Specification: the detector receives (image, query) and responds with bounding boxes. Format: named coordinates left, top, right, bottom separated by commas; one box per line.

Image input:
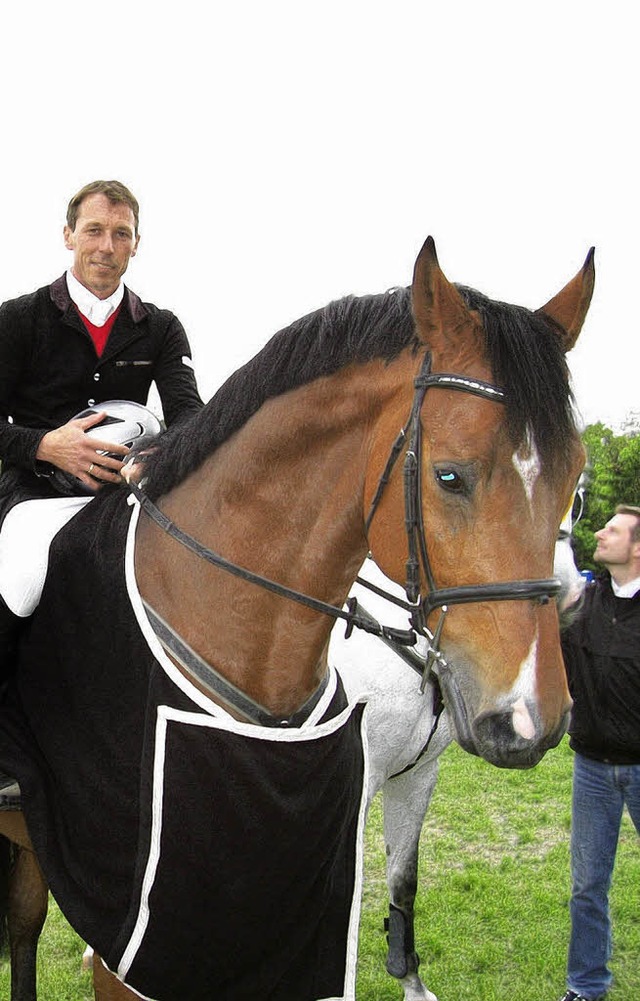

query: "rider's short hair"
left=66, top=180, right=140, bottom=235
left=615, top=504, right=640, bottom=542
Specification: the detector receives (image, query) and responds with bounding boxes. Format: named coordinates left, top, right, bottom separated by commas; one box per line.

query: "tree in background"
left=572, top=418, right=640, bottom=571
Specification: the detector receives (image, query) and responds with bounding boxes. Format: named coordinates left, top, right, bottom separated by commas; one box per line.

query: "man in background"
left=558, top=505, right=640, bottom=1001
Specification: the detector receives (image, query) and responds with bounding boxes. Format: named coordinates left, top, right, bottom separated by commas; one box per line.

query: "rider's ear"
left=537, top=247, right=595, bottom=352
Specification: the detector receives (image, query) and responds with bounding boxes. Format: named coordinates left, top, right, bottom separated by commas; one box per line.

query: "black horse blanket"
left=0, top=490, right=369, bottom=1001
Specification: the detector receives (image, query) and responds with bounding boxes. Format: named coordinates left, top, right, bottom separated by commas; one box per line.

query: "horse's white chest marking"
left=512, top=439, right=541, bottom=507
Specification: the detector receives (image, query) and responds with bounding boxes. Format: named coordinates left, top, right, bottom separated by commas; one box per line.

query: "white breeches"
left=0, top=497, right=92, bottom=617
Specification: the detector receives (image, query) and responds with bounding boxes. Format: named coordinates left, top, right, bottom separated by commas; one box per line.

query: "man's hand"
left=36, top=411, right=130, bottom=491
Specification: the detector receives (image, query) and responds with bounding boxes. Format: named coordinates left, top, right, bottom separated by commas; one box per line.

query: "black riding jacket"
left=0, top=275, right=203, bottom=523
left=562, top=574, right=640, bottom=765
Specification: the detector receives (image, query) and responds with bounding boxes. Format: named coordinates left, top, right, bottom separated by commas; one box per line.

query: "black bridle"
left=358, top=351, right=561, bottom=689
left=130, top=350, right=560, bottom=722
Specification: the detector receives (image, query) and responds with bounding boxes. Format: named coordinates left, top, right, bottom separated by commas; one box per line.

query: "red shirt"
left=76, top=304, right=121, bottom=357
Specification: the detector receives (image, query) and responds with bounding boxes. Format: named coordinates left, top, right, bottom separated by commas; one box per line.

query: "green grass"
left=0, top=899, right=93, bottom=1000
left=1, top=737, right=637, bottom=999
left=358, top=737, right=640, bottom=1000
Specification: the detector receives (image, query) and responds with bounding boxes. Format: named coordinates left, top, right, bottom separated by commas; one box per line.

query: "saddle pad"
left=0, top=490, right=369, bottom=1001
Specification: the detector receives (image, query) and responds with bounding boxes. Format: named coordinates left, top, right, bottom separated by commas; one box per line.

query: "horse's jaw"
left=433, top=654, right=570, bottom=770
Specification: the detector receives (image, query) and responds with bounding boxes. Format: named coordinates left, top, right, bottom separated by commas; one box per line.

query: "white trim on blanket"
left=98, top=955, right=154, bottom=1001
left=113, top=699, right=370, bottom=999
left=117, top=497, right=372, bottom=1000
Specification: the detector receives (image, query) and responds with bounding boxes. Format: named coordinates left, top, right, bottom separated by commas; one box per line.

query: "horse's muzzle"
left=437, top=662, right=571, bottom=769
left=469, top=703, right=570, bottom=769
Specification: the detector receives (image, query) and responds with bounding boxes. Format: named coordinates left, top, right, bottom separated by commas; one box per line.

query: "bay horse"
left=0, top=236, right=593, bottom=1000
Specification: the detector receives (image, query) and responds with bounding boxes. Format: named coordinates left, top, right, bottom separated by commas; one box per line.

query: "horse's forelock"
left=456, top=286, right=577, bottom=477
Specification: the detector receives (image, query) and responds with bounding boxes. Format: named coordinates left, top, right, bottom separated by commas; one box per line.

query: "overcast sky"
left=3, top=1, right=636, bottom=429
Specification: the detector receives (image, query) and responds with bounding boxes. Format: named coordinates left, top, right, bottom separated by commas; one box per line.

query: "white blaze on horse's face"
left=503, top=487, right=584, bottom=742
left=509, top=642, right=538, bottom=740
left=512, top=433, right=541, bottom=508
left=511, top=694, right=536, bottom=741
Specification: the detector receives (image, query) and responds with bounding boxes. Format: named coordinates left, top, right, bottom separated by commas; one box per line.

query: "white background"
left=3, top=1, right=636, bottom=429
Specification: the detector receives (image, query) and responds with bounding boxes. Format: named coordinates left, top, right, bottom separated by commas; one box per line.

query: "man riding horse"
left=0, top=179, right=203, bottom=793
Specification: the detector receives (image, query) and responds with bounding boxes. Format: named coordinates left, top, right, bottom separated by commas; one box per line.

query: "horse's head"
left=366, top=238, right=594, bottom=768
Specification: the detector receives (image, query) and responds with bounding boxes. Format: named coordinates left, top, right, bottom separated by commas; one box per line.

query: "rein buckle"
left=419, top=606, right=448, bottom=693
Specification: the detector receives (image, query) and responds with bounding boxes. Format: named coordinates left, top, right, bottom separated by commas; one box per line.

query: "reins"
left=128, top=481, right=418, bottom=648
left=131, top=349, right=561, bottom=726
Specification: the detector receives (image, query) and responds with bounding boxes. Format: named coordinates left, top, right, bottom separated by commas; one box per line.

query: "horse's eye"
left=435, top=469, right=465, bottom=493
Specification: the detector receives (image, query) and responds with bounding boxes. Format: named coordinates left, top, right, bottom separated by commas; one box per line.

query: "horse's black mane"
left=142, top=284, right=574, bottom=500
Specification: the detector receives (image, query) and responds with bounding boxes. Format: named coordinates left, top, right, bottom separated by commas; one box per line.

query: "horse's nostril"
left=472, top=706, right=541, bottom=768
left=471, top=704, right=570, bottom=768
left=475, top=710, right=524, bottom=749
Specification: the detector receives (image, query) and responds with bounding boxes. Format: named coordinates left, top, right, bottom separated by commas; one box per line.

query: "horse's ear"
left=411, top=237, right=472, bottom=350
left=537, top=247, right=595, bottom=351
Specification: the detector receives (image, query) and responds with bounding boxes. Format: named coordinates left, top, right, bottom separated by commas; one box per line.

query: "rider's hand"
left=36, top=411, right=130, bottom=492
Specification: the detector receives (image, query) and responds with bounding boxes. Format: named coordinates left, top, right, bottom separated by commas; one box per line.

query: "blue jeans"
left=567, top=753, right=640, bottom=998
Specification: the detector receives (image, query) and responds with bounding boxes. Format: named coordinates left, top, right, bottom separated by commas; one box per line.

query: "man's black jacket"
left=562, top=574, right=640, bottom=764
left=0, top=275, right=203, bottom=522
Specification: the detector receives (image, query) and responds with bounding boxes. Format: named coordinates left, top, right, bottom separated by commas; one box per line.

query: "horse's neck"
left=135, top=360, right=406, bottom=715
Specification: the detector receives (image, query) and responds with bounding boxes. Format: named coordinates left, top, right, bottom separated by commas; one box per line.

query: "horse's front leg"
left=8, top=843, right=48, bottom=1001
left=382, top=759, right=440, bottom=1001
left=92, top=956, right=140, bottom=1001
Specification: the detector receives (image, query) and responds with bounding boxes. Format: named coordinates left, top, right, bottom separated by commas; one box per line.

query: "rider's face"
left=63, top=193, right=140, bottom=299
